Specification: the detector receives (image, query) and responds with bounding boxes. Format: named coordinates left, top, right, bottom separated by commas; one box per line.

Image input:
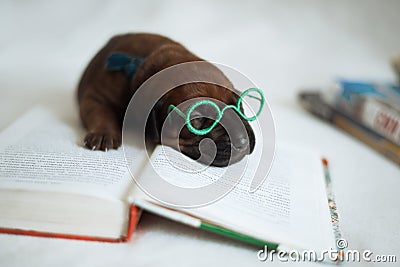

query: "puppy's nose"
left=232, top=136, right=249, bottom=151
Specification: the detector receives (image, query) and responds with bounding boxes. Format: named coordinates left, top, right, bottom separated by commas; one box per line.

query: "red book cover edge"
left=0, top=205, right=140, bottom=243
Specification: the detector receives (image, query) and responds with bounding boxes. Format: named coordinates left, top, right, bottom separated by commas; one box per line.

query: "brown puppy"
left=77, top=33, right=255, bottom=166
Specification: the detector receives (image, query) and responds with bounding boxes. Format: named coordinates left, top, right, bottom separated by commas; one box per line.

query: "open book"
left=133, top=144, right=340, bottom=253
left=0, top=107, right=341, bottom=252
left=0, top=107, right=148, bottom=241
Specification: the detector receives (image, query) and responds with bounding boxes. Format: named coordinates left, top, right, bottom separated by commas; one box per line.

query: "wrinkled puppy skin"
left=77, top=33, right=255, bottom=166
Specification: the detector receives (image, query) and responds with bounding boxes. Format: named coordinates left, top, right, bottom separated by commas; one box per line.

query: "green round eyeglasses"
left=167, top=87, right=265, bottom=136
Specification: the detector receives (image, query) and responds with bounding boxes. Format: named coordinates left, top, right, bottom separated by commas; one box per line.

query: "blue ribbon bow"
left=106, top=52, right=143, bottom=77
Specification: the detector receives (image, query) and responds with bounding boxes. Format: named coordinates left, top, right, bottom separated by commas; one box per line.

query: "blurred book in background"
left=392, top=54, right=400, bottom=85
left=298, top=79, right=400, bottom=166
left=327, top=80, right=400, bottom=146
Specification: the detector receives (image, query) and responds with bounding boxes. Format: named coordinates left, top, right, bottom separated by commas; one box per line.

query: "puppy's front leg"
left=79, top=96, right=122, bottom=151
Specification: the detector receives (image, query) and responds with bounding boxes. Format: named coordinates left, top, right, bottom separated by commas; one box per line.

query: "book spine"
left=330, top=110, right=400, bottom=165
left=359, top=99, right=400, bottom=145
left=333, top=80, right=400, bottom=145
left=299, top=92, right=400, bottom=165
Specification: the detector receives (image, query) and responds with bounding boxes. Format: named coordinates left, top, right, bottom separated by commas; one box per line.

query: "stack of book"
left=299, top=79, right=400, bottom=165
left=392, top=54, right=400, bottom=84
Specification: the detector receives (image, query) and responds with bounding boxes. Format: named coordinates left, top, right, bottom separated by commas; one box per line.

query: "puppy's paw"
left=84, top=131, right=122, bottom=151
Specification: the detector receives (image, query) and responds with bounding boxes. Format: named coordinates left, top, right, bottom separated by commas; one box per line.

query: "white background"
left=0, top=0, right=399, bottom=266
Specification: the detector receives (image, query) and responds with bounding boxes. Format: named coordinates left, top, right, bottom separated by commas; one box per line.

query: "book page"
left=136, top=144, right=335, bottom=251
left=0, top=107, right=147, bottom=200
